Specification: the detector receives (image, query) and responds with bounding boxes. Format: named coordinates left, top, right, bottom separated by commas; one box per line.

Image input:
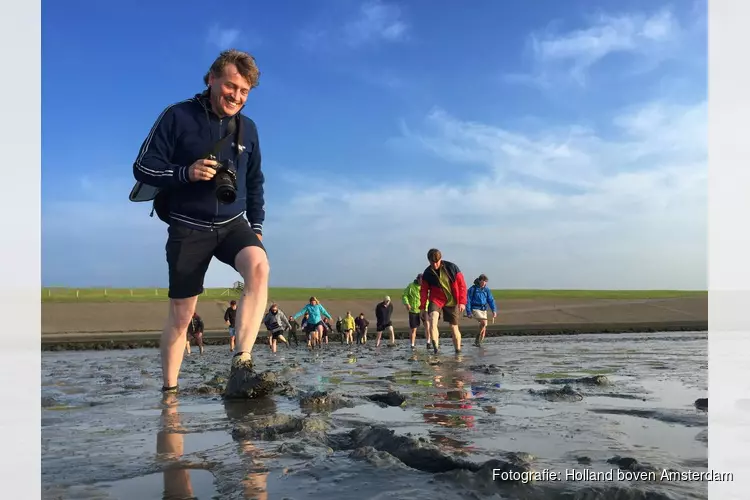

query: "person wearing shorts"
left=375, top=296, right=395, bottom=347
left=402, top=274, right=430, bottom=349
left=262, top=303, right=291, bottom=353
left=131, top=49, right=268, bottom=394
left=185, top=312, right=205, bottom=355
left=293, top=297, right=333, bottom=349
left=354, top=313, right=369, bottom=344
left=224, top=300, right=237, bottom=352
left=419, top=248, right=467, bottom=354
left=466, top=274, right=497, bottom=346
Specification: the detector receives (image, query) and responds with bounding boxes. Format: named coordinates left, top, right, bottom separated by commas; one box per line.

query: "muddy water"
left=42, top=332, right=708, bottom=499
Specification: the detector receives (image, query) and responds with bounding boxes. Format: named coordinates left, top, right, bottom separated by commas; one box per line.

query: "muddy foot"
left=694, top=398, right=707, bottom=411
left=223, top=368, right=278, bottom=400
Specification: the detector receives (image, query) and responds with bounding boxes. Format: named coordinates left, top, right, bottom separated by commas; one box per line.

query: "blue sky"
left=42, top=0, right=707, bottom=289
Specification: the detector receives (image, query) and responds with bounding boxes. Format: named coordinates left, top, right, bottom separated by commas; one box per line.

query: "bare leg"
left=450, top=324, right=462, bottom=352
left=429, top=311, right=441, bottom=351
left=388, top=326, right=395, bottom=345
left=476, top=319, right=487, bottom=344
left=185, top=341, right=191, bottom=356
left=410, top=328, right=417, bottom=347
left=161, top=296, right=199, bottom=388
left=233, top=247, right=270, bottom=355
left=229, top=334, right=235, bottom=352
left=376, top=331, right=383, bottom=347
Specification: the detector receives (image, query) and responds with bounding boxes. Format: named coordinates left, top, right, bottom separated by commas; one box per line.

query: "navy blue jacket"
left=132, top=91, right=265, bottom=235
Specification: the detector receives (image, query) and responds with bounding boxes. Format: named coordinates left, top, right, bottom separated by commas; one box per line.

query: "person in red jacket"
left=419, top=248, right=467, bottom=354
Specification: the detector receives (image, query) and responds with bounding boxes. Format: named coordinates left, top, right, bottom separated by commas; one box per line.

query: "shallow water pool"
left=42, top=332, right=708, bottom=499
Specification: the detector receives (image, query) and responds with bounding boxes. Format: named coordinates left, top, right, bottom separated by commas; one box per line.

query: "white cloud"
left=42, top=95, right=706, bottom=290
left=343, top=1, right=408, bottom=46
left=300, top=0, right=408, bottom=51
left=206, top=24, right=256, bottom=50
left=509, top=8, right=681, bottom=87
left=265, top=97, right=706, bottom=290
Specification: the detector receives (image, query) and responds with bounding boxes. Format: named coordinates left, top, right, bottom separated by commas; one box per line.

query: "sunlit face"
left=480, top=280, right=487, bottom=288
left=431, top=259, right=441, bottom=270
left=271, top=308, right=278, bottom=314
left=208, top=63, right=251, bottom=117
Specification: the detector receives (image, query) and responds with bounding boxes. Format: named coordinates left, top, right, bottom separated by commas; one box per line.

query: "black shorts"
left=408, top=312, right=421, bottom=329
left=166, top=217, right=265, bottom=299
left=377, top=322, right=392, bottom=332
left=428, top=303, right=459, bottom=326
left=304, top=321, right=323, bottom=334
left=271, top=330, right=284, bottom=340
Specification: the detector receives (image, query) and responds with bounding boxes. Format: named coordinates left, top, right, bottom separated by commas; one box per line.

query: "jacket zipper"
left=210, top=118, right=223, bottom=232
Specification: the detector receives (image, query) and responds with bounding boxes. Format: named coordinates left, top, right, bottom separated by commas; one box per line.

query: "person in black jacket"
left=131, top=49, right=268, bottom=395
left=355, top=313, right=369, bottom=344
left=185, top=312, right=205, bottom=355
left=375, top=296, right=395, bottom=347
left=224, top=300, right=237, bottom=352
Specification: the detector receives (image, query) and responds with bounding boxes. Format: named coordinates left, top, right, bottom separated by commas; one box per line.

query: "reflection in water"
left=156, top=394, right=271, bottom=499
left=224, top=399, right=276, bottom=500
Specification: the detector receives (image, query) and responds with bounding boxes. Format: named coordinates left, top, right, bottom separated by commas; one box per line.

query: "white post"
left=76, top=290, right=79, bottom=299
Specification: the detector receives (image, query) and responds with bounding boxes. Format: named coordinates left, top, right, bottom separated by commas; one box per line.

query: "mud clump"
left=588, top=408, right=706, bottom=427
left=469, top=364, right=503, bottom=375
left=232, top=413, right=329, bottom=441
left=366, top=391, right=407, bottom=407
left=536, top=375, right=609, bottom=386
left=328, top=425, right=530, bottom=479
left=299, top=391, right=355, bottom=411
left=694, top=398, right=707, bottom=411
left=223, top=370, right=278, bottom=400
left=529, top=384, right=583, bottom=402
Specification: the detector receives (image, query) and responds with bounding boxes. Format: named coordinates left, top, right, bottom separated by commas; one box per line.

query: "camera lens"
left=216, top=185, right=237, bottom=204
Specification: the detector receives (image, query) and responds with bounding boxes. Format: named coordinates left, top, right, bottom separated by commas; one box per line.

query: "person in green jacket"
left=402, top=274, right=431, bottom=349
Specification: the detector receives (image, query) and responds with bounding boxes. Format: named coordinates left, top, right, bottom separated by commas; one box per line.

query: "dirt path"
left=42, top=296, right=707, bottom=336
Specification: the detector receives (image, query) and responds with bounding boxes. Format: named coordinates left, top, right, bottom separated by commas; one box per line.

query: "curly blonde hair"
left=203, top=49, right=261, bottom=89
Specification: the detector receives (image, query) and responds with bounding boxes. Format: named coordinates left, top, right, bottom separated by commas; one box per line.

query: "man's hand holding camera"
left=189, top=159, right=219, bottom=182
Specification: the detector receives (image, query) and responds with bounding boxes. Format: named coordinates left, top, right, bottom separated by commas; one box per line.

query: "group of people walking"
left=185, top=248, right=498, bottom=356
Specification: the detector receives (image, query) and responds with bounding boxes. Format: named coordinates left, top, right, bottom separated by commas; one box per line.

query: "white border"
left=0, top=0, right=41, bottom=495
left=709, top=0, right=750, bottom=498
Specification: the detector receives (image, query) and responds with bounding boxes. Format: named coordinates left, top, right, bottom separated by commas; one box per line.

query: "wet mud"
left=42, top=331, right=708, bottom=499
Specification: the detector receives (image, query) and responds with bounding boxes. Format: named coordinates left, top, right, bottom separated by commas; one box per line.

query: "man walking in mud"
left=185, top=312, right=205, bottom=355
left=466, top=274, right=497, bottom=346
left=419, top=248, right=467, bottom=354
left=131, top=49, right=268, bottom=395
left=375, top=296, right=396, bottom=347
left=402, top=274, right=430, bottom=349
left=224, top=300, right=237, bottom=352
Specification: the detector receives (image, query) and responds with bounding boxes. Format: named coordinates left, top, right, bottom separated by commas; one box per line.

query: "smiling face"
left=208, top=63, right=250, bottom=117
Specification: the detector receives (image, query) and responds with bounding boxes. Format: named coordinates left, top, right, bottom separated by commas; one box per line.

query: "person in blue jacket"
left=293, top=296, right=333, bottom=349
left=466, top=274, right=497, bottom=346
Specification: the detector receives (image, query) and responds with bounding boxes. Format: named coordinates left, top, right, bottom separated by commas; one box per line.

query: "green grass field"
left=41, top=287, right=707, bottom=303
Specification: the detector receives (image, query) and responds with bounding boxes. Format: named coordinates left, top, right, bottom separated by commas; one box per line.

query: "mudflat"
left=42, top=296, right=707, bottom=337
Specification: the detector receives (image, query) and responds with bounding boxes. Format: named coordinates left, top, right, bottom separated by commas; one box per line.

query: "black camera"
left=208, top=155, right=238, bottom=204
